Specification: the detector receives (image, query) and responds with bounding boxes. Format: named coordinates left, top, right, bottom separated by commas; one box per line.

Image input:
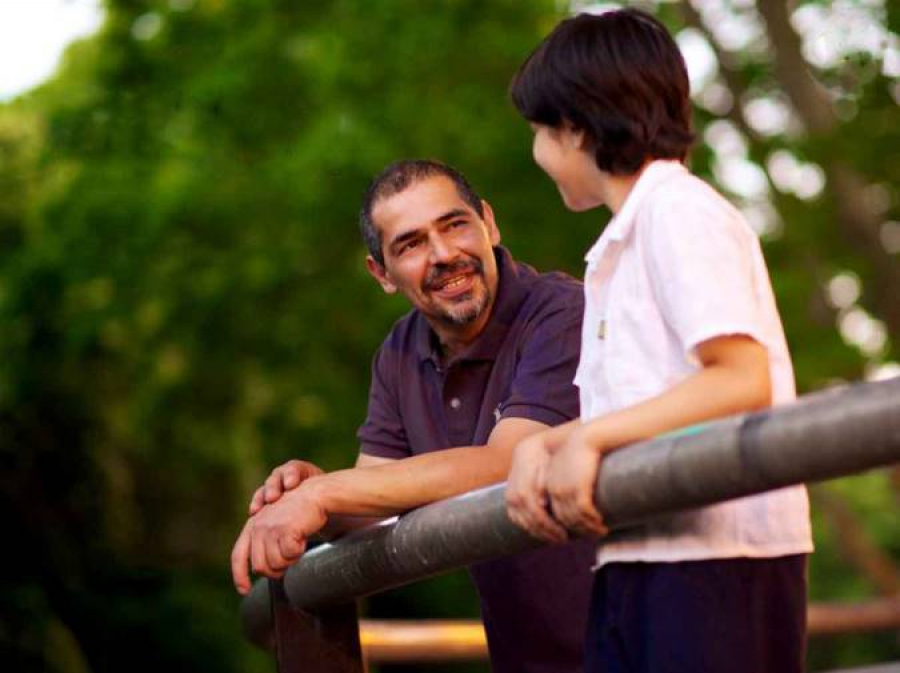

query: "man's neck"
left=430, top=308, right=493, bottom=363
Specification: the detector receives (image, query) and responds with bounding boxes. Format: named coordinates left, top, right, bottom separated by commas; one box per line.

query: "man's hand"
left=546, top=428, right=608, bottom=538
left=231, top=481, right=328, bottom=595
left=248, top=459, right=325, bottom=515
left=505, top=433, right=568, bottom=543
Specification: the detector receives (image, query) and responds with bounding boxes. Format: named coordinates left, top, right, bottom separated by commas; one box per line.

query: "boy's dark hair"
left=359, top=159, right=484, bottom=265
left=510, top=9, right=694, bottom=176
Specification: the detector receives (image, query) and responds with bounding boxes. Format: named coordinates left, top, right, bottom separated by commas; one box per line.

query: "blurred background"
left=0, top=0, right=897, bottom=671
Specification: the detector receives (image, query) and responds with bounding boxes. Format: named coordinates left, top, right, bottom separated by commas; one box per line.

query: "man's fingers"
left=248, top=487, right=265, bottom=515
left=250, top=528, right=272, bottom=578
left=283, top=460, right=325, bottom=488
left=231, top=522, right=253, bottom=595
left=264, top=531, right=293, bottom=575
left=264, top=473, right=284, bottom=504
left=279, top=533, right=307, bottom=562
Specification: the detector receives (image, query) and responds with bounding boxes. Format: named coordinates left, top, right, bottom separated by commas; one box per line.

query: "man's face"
left=367, top=176, right=501, bottom=339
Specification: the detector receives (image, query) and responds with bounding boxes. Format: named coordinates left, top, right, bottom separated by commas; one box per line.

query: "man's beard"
left=425, top=258, right=492, bottom=327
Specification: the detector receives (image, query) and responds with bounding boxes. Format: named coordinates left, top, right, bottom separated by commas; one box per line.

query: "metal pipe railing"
left=241, top=377, right=900, bottom=649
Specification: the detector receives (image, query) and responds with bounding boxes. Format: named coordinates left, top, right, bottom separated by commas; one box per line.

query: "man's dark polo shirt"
left=358, top=246, right=596, bottom=673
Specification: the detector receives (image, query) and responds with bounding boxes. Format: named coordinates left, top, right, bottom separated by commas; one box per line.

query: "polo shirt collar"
left=415, top=246, right=528, bottom=365
left=584, top=159, right=686, bottom=263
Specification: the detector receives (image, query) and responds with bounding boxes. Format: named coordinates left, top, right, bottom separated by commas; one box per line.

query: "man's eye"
left=399, top=240, right=420, bottom=254
left=450, top=220, right=467, bottom=229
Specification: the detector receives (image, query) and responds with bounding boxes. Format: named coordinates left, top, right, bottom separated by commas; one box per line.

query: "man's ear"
left=366, top=256, right=397, bottom=294
left=480, top=200, right=502, bottom=246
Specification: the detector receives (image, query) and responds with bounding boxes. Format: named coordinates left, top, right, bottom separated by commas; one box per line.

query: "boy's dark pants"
left=585, top=555, right=808, bottom=673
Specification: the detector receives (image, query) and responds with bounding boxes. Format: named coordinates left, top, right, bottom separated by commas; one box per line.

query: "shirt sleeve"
left=644, top=191, right=768, bottom=356
left=356, top=345, right=411, bottom=459
left=500, top=297, right=583, bottom=427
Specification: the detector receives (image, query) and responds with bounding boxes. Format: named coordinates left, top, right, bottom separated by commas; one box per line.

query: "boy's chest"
left=578, top=238, right=680, bottom=414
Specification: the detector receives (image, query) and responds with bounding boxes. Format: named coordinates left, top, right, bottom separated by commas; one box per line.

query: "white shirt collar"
left=585, top=159, right=686, bottom=262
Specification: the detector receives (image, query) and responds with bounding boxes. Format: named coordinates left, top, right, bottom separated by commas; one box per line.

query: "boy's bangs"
left=509, top=48, right=563, bottom=126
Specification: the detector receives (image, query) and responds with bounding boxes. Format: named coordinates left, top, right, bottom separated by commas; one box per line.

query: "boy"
left=504, top=9, right=813, bottom=673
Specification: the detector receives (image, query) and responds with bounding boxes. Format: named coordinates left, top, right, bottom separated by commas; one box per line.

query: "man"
left=231, top=159, right=595, bottom=673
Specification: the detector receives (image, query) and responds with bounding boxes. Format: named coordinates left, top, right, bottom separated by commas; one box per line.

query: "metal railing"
left=240, top=377, right=900, bottom=671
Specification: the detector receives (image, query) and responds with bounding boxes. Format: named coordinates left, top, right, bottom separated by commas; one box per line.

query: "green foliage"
left=1, top=1, right=897, bottom=672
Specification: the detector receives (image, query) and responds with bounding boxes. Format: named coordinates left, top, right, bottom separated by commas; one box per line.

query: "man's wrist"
left=299, top=474, right=331, bottom=516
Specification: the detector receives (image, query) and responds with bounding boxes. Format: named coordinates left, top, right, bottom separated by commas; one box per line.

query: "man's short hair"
left=360, top=159, right=484, bottom=266
left=509, top=9, right=694, bottom=176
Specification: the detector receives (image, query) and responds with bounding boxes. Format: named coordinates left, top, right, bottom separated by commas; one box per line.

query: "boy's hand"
left=231, top=480, right=328, bottom=595
left=546, top=428, right=608, bottom=537
left=248, top=459, right=325, bottom=515
left=505, top=433, right=568, bottom=543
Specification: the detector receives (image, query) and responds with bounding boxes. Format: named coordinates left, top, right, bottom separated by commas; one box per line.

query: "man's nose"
left=428, top=233, right=458, bottom=264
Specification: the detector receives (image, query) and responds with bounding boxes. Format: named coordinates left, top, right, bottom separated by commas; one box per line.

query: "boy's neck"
left=603, top=162, right=649, bottom=215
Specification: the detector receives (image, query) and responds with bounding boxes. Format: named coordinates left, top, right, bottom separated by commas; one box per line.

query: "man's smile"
left=425, top=260, right=484, bottom=300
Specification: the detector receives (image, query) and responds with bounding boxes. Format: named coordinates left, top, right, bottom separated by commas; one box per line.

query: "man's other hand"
left=231, top=481, right=328, bottom=595
left=248, top=459, right=325, bottom=515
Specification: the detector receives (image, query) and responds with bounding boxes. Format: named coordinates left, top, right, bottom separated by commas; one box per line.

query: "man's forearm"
left=306, top=417, right=550, bottom=520
left=305, top=443, right=512, bottom=519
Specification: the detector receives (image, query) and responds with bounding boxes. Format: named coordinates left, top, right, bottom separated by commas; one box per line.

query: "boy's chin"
left=560, top=190, right=600, bottom=212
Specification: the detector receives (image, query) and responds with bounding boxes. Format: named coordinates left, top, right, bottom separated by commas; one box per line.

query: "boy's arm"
left=513, top=334, right=770, bottom=541
left=504, top=333, right=768, bottom=540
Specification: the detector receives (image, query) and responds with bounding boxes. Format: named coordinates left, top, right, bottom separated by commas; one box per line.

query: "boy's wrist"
left=573, top=422, right=608, bottom=456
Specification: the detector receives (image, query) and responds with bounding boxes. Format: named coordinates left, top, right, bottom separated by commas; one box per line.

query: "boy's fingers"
left=517, top=494, right=568, bottom=543
left=553, top=491, right=605, bottom=537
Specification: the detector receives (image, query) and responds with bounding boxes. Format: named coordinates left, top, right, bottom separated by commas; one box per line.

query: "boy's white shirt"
left=575, top=159, right=814, bottom=567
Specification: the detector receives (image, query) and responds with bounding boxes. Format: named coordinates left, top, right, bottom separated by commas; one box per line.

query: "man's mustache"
left=424, top=258, right=484, bottom=291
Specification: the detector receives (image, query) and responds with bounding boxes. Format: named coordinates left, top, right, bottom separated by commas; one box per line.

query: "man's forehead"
left=373, top=176, right=476, bottom=232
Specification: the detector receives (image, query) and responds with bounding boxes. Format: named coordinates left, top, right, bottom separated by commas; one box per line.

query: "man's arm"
left=231, top=416, right=548, bottom=594
left=247, top=453, right=393, bottom=517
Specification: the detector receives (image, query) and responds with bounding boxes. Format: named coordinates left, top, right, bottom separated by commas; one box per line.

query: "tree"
left=1, top=1, right=896, bottom=671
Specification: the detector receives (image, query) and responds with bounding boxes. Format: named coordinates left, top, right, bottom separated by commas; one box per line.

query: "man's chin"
left=435, top=294, right=490, bottom=327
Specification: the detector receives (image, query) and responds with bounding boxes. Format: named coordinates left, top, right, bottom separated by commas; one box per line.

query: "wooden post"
left=270, top=579, right=364, bottom=673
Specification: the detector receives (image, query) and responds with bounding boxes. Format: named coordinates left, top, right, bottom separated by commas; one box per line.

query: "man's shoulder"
left=515, top=262, right=584, bottom=319
left=377, top=308, right=423, bottom=355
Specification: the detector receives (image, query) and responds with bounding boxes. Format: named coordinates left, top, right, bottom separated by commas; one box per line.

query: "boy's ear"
left=566, top=125, right=588, bottom=151
left=481, top=199, right=502, bottom=246
left=365, top=256, right=397, bottom=294
left=559, top=118, right=588, bottom=150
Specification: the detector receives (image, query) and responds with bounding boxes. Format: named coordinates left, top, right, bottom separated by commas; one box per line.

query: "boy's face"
left=530, top=123, right=607, bottom=212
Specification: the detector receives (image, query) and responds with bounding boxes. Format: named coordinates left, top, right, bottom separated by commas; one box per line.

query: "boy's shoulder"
left=639, top=168, right=753, bottom=241
left=650, top=169, right=738, bottom=215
